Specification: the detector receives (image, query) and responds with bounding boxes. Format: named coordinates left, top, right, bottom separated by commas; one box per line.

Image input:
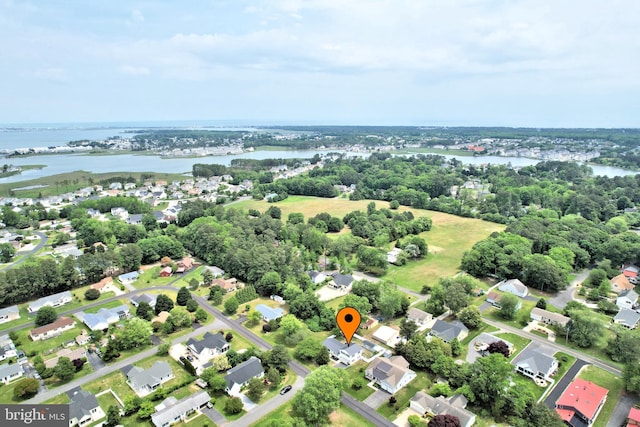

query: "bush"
left=224, top=396, right=244, bottom=415
left=85, top=288, right=101, bottom=301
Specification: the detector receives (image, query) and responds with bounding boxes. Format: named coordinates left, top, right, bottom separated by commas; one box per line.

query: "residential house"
left=53, top=243, right=83, bottom=259
left=175, top=256, right=193, bottom=274
left=30, top=317, right=75, bottom=341
left=429, top=320, right=469, bottom=343
left=124, top=182, right=137, bottom=190
left=159, top=266, right=173, bottom=277
left=212, top=278, right=236, bottom=293
left=486, top=291, right=521, bottom=310
left=0, top=305, right=19, bottom=324
left=474, top=333, right=514, bottom=356
left=109, top=182, right=123, bottom=190
left=255, top=304, right=284, bottom=322
left=76, top=305, right=130, bottom=331
left=322, top=335, right=363, bottom=366
left=622, top=265, right=640, bottom=284
left=91, top=277, right=113, bottom=293
left=616, top=289, right=638, bottom=310
left=410, top=392, right=476, bottom=427
left=118, top=271, right=139, bottom=284
left=308, top=270, right=327, bottom=285
left=205, top=266, right=225, bottom=278
left=613, top=309, right=640, bottom=329
left=186, top=332, right=229, bottom=363
left=628, top=407, right=640, bottom=427
left=127, top=214, right=143, bottom=225
left=110, top=207, right=128, bottom=218
left=126, top=361, right=174, bottom=397
left=555, top=379, right=608, bottom=427
left=363, top=318, right=378, bottom=330
left=86, top=208, right=101, bottom=218
left=44, top=348, right=87, bottom=369
left=0, top=363, right=23, bottom=384
left=530, top=307, right=570, bottom=328
left=27, top=290, right=72, bottom=313
left=610, top=274, right=635, bottom=294
left=224, top=356, right=265, bottom=396
left=513, top=346, right=558, bottom=381
left=152, top=311, right=170, bottom=324
left=68, top=388, right=104, bottom=427
left=373, top=325, right=401, bottom=348
left=386, top=247, right=403, bottom=264
left=0, top=335, right=17, bottom=361
left=328, top=273, right=353, bottom=290
left=497, top=278, right=529, bottom=298
left=365, top=356, right=416, bottom=394
left=151, top=390, right=211, bottom=427
left=131, top=293, right=157, bottom=308
left=406, top=307, right=433, bottom=331
left=76, top=330, right=90, bottom=346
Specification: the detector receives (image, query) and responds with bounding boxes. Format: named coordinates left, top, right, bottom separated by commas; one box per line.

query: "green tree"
left=119, top=244, right=142, bottom=272
left=225, top=396, right=244, bottom=414
left=13, top=378, right=40, bottom=400
left=444, top=282, right=469, bottom=314
left=624, top=363, right=640, bottom=393
left=247, top=377, right=266, bottom=402
left=400, top=318, right=418, bottom=340
left=536, top=298, right=547, bottom=309
left=468, top=353, right=512, bottom=408
left=294, top=337, right=323, bottom=361
left=119, top=317, right=152, bottom=349
left=202, top=269, right=214, bottom=286
left=157, top=342, right=170, bottom=356
left=186, top=298, right=199, bottom=312
left=292, top=366, right=348, bottom=425
left=209, top=286, right=224, bottom=305
left=136, top=301, right=154, bottom=321
left=200, top=368, right=227, bottom=392
left=35, top=306, right=57, bottom=326
left=267, top=366, right=281, bottom=386
left=155, top=294, right=174, bottom=315
left=104, top=405, right=121, bottom=427
left=0, top=242, right=16, bottom=262
left=499, top=294, right=520, bottom=320
left=266, top=345, right=291, bottom=372
left=458, top=306, right=482, bottom=329
left=450, top=338, right=462, bottom=357
left=339, top=294, right=372, bottom=316
left=137, top=400, right=155, bottom=419
left=194, top=308, right=209, bottom=323
left=425, top=284, right=447, bottom=316
left=257, top=271, right=283, bottom=296
left=247, top=309, right=262, bottom=326
left=176, top=287, right=192, bottom=306
left=84, top=288, right=100, bottom=301
left=280, top=314, right=305, bottom=337
left=608, top=328, right=640, bottom=364
left=523, top=254, right=567, bottom=292
left=224, top=296, right=239, bottom=315
left=54, top=357, right=75, bottom=381
left=567, top=310, right=605, bottom=348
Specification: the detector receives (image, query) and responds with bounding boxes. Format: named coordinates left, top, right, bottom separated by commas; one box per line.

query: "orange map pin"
left=336, top=306, right=361, bottom=346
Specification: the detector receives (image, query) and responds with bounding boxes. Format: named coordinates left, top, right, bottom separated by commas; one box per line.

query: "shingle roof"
left=131, top=294, right=157, bottom=306
left=407, top=307, right=431, bottom=322
left=28, top=291, right=72, bottom=311
left=0, top=363, right=22, bottom=379
left=68, top=389, right=99, bottom=422
left=514, top=347, right=557, bottom=376
left=127, top=361, right=172, bottom=390
left=151, top=390, right=211, bottom=427
left=0, top=305, right=19, bottom=318
left=332, top=274, right=353, bottom=287
left=224, top=356, right=264, bottom=389
left=619, top=289, right=639, bottom=302
left=322, top=336, right=363, bottom=356
left=429, top=320, right=468, bottom=342
left=186, top=332, right=228, bottom=355
left=411, top=392, right=475, bottom=427
left=367, top=356, right=413, bottom=388
left=613, top=308, right=640, bottom=327
left=30, top=317, right=74, bottom=337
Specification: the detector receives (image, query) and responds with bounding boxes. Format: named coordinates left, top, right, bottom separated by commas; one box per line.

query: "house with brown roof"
left=212, top=278, right=236, bottom=293
left=175, top=256, right=194, bottom=274
left=160, top=266, right=173, bottom=277
left=91, top=276, right=113, bottom=293
left=365, top=356, right=416, bottom=394
left=610, top=274, right=634, bottom=294
left=30, top=317, right=75, bottom=341
left=45, top=348, right=87, bottom=369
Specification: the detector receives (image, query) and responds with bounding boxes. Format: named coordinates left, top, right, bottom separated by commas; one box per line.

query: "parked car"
left=280, top=385, right=292, bottom=395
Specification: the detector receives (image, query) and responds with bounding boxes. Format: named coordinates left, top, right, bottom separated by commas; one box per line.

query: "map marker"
left=336, top=306, right=361, bottom=346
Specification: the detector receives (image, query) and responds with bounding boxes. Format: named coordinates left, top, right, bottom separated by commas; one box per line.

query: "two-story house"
left=365, top=356, right=416, bottom=394
left=322, top=336, right=363, bottom=366
left=68, top=388, right=104, bottom=427
left=186, top=332, right=229, bottom=363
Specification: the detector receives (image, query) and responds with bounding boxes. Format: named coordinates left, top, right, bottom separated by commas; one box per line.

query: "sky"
left=1, top=0, right=639, bottom=127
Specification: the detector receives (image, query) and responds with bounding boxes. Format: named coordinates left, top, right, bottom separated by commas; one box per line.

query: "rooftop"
left=556, top=378, right=608, bottom=421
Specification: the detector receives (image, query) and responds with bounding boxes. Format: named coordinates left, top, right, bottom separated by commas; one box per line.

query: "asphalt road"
left=548, top=269, right=590, bottom=310
left=543, top=358, right=589, bottom=408
left=0, top=230, right=48, bottom=271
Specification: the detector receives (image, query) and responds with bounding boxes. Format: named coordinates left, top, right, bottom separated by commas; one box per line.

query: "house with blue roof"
left=255, top=304, right=284, bottom=322
left=27, top=291, right=72, bottom=313
left=119, top=271, right=139, bottom=284
left=76, top=305, right=131, bottom=331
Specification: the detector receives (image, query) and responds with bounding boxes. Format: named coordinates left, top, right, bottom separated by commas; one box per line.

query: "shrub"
left=84, top=288, right=101, bottom=301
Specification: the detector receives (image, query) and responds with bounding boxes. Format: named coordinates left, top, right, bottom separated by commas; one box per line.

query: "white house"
left=186, top=332, right=229, bottom=363
left=119, top=271, right=139, bottom=284
left=126, top=361, right=174, bottom=397
left=410, top=392, right=476, bottom=427
left=0, top=305, right=19, bottom=324
left=130, top=293, right=157, bottom=308
left=224, top=356, right=264, bottom=396
left=0, top=362, right=23, bottom=384
left=613, top=309, right=640, bottom=329
left=513, top=346, right=558, bottom=381
left=365, top=356, right=416, bottom=394
left=406, top=307, right=433, bottom=331
left=151, top=391, right=211, bottom=427
left=328, top=273, right=353, bottom=290
left=497, top=278, right=529, bottom=298
left=255, top=304, right=284, bottom=322
left=616, top=289, right=639, bottom=310
left=27, top=291, right=73, bottom=313
left=76, top=305, right=130, bottom=331
left=0, top=334, right=17, bottom=361
left=322, top=335, right=363, bottom=366
left=308, top=270, right=327, bottom=285
left=530, top=307, right=570, bottom=328
left=372, top=325, right=401, bottom=348
left=30, top=317, right=75, bottom=341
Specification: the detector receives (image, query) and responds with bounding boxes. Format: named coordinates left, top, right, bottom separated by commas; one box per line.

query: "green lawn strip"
left=552, top=352, right=577, bottom=386
left=530, top=329, right=548, bottom=339
left=249, top=399, right=377, bottom=427
left=578, top=365, right=624, bottom=427
left=511, top=372, right=547, bottom=401
left=249, top=400, right=293, bottom=427
left=377, top=371, right=432, bottom=420
left=17, top=326, right=87, bottom=355
left=492, top=332, right=531, bottom=361
left=174, top=413, right=212, bottom=427
left=0, top=381, right=19, bottom=403
left=84, top=370, right=134, bottom=401
left=96, top=391, right=121, bottom=412
left=343, top=361, right=376, bottom=401
left=260, top=368, right=297, bottom=403
left=0, top=305, right=34, bottom=332
left=43, top=393, right=71, bottom=404
left=558, top=333, right=623, bottom=371
left=84, top=299, right=131, bottom=314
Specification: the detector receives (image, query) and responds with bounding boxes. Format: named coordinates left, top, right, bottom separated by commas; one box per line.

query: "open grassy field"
left=578, top=365, right=624, bottom=427
left=250, top=399, right=377, bottom=427
left=231, top=196, right=505, bottom=291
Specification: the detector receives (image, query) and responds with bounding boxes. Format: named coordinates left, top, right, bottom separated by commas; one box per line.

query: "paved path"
left=363, top=389, right=389, bottom=409
left=203, top=406, right=227, bottom=425
left=0, top=230, right=48, bottom=271
left=543, top=359, right=589, bottom=408
left=606, top=392, right=636, bottom=427
left=548, top=269, right=590, bottom=310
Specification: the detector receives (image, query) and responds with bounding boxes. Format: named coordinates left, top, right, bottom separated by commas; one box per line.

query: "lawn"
left=84, top=299, right=131, bottom=314
left=260, top=369, right=297, bottom=403
left=131, top=267, right=180, bottom=289
left=250, top=399, right=377, bottom=427
left=552, top=352, right=577, bottom=384
left=492, top=332, right=531, bottom=360
left=0, top=305, right=35, bottom=333
left=0, top=380, right=20, bottom=403
left=17, top=325, right=87, bottom=356
left=512, top=371, right=548, bottom=401
left=231, top=196, right=504, bottom=292
left=44, top=393, right=71, bottom=404
left=377, top=371, right=433, bottom=420
left=343, top=361, right=376, bottom=401
left=84, top=370, right=133, bottom=400
left=96, top=391, right=121, bottom=412
left=578, top=365, right=624, bottom=427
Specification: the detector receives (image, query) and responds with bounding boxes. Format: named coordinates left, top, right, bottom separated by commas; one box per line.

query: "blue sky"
left=1, top=0, right=639, bottom=127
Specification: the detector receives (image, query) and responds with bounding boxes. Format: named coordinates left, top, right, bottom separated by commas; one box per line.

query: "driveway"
left=202, top=406, right=227, bottom=425
left=548, top=269, right=590, bottom=310
left=86, top=351, right=106, bottom=371
left=543, top=359, right=589, bottom=408
left=363, top=389, right=390, bottom=410
left=606, top=393, right=637, bottom=427
left=478, top=301, right=493, bottom=313
left=150, top=335, right=162, bottom=345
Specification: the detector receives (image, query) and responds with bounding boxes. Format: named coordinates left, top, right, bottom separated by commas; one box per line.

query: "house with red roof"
left=622, top=265, right=640, bottom=284
left=555, top=378, right=608, bottom=427
left=628, top=407, right=640, bottom=426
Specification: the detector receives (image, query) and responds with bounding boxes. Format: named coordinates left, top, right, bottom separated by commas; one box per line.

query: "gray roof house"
left=0, top=305, right=19, bottom=324
left=126, top=361, right=174, bottom=397
left=27, top=291, right=72, bottom=313
left=68, top=389, right=103, bottom=427
left=225, top=356, right=265, bottom=396
left=616, top=289, right=639, bottom=310
left=130, top=293, right=157, bottom=308
left=186, top=332, right=229, bottom=363
left=513, top=346, right=558, bottom=381
left=151, top=390, right=211, bottom=427
left=308, top=270, right=327, bottom=284
left=497, top=278, right=529, bottom=298
left=119, top=271, right=139, bottom=284
left=410, top=392, right=476, bottom=427
left=613, top=308, right=640, bottom=329
left=329, top=273, right=353, bottom=290
left=77, top=305, right=130, bottom=331
left=322, top=335, right=363, bottom=366
left=127, top=214, right=144, bottom=225
left=255, top=304, right=284, bottom=322
left=429, top=320, right=469, bottom=343
left=0, top=363, right=23, bottom=384
left=406, top=307, right=433, bottom=330
left=365, top=356, right=416, bottom=394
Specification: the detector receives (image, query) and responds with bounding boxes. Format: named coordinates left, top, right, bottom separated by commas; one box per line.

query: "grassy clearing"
left=492, top=332, right=531, bottom=360
left=232, top=196, right=504, bottom=292
left=578, top=365, right=624, bottom=427
left=84, top=299, right=131, bottom=314
left=43, top=393, right=71, bottom=404
left=96, top=391, right=121, bottom=412
left=553, top=352, right=577, bottom=385
left=343, top=361, right=376, bottom=401
left=377, top=371, right=432, bottom=419
left=250, top=399, right=377, bottom=427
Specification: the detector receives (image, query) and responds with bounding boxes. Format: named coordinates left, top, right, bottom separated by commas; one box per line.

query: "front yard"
left=377, top=371, right=432, bottom=420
